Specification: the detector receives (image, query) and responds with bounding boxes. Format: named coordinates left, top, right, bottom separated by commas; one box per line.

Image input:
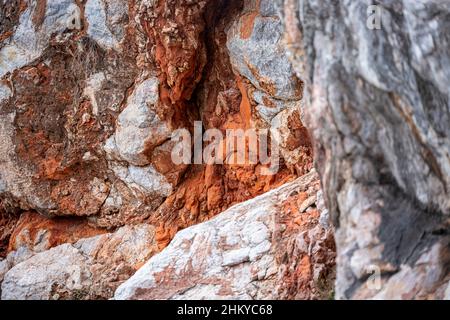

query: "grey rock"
left=0, top=83, right=11, bottom=104
left=252, top=90, right=300, bottom=124
left=110, top=78, right=171, bottom=166
left=101, top=77, right=173, bottom=208
left=1, top=244, right=92, bottom=300
left=85, top=0, right=128, bottom=50
left=275, top=0, right=450, bottom=299
left=299, top=195, right=316, bottom=213
left=227, top=0, right=302, bottom=101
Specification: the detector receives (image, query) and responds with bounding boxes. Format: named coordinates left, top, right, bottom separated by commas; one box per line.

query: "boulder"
left=1, top=224, right=159, bottom=300
left=115, top=170, right=335, bottom=300
left=275, top=0, right=450, bottom=299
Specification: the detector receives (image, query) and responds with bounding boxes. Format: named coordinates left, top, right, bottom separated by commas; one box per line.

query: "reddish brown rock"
left=0, top=207, right=19, bottom=259
left=0, top=0, right=310, bottom=230
left=135, top=0, right=310, bottom=248
left=8, top=211, right=106, bottom=254
left=0, top=0, right=319, bottom=300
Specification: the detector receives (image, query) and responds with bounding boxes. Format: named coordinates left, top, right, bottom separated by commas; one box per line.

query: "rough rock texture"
left=1, top=223, right=159, bottom=299
left=4, top=0, right=449, bottom=302
left=225, top=0, right=310, bottom=171
left=0, top=0, right=141, bottom=224
left=147, top=0, right=313, bottom=248
left=0, top=207, right=18, bottom=257
left=0, top=0, right=310, bottom=231
left=0, top=0, right=320, bottom=300
left=115, top=170, right=335, bottom=300
left=8, top=211, right=106, bottom=253
left=275, top=0, right=450, bottom=299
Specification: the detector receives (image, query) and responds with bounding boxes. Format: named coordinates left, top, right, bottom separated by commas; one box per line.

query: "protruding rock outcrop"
left=0, top=0, right=319, bottom=300
left=114, top=170, right=335, bottom=300
left=275, top=0, right=450, bottom=299
left=1, top=224, right=158, bottom=300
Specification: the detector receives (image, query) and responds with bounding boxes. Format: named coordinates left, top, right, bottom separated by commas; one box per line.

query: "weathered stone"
left=0, top=0, right=162, bottom=227
left=227, top=0, right=302, bottom=101
left=0, top=0, right=82, bottom=78
left=108, top=78, right=171, bottom=167
left=1, top=224, right=158, bottom=300
left=85, top=0, right=128, bottom=50
left=114, top=170, right=335, bottom=300
left=275, top=0, right=450, bottom=299
left=271, top=106, right=312, bottom=171
left=110, top=163, right=173, bottom=199
left=134, top=0, right=308, bottom=248
left=225, top=0, right=311, bottom=178
left=0, top=0, right=321, bottom=301
left=0, top=82, right=11, bottom=104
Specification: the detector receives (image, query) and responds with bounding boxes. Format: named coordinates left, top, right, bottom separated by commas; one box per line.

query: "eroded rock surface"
left=4, top=0, right=449, bottom=302
left=0, top=0, right=310, bottom=231
left=275, top=0, right=450, bottom=299
left=0, top=0, right=319, bottom=300
left=114, top=170, right=335, bottom=300
left=1, top=223, right=159, bottom=300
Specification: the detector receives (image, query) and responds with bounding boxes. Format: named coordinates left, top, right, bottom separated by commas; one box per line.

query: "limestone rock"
left=227, top=0, right=302, bottom=101
left=0, top=0, right=141, bottom=224
left=225, top=0, right=311, bottom=175
left=114, top=170, right=335, bottom=300
left=2, top=244, right=92, bottom=300
left=0, top=0, right=322, bottom=301
left=100, top=77, right=174, bottom=216
left=0, top=0, right=81, bottom=78
left=275, top=0, right=450, bottom=299
left=0, top=82, right=11, bottom=104
left=1, top=224, right=158, bottom=300
left=130, top=0, right=309, bottom=244
left=85, top=0, right=128, bottom=50
left=271, top=106, right=312, bottom=171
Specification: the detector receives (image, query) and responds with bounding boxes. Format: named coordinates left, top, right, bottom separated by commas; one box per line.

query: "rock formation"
left=114, top=170, right=335, bottom=300
left=1, top=0, right=448, bottom=301
left=0, top=0, right=323, bottom=299
left=1, top=223, right=159, bottom=299
left=275, top=0, right=450, bottom=299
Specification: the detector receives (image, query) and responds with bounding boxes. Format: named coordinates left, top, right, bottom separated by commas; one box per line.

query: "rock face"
left=115, top=170, right=335, bottom=300
left=225, top=0, right=310, bottom=171
left=5, top=0, right=448, bottom=302
left=0, top=0, right=321, bottom=300
left=0, top=0, right=310, bottom=231
left=275, top=0, right=450, bottom=299
left=1, top=223, right=159, bottom=300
